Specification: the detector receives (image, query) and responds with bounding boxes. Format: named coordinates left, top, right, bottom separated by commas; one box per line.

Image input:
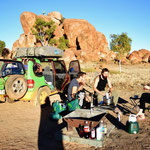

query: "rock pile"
left=12, top=11, right=150, bottom=64
left=12, top=11, right=113, bottom=62
left=128, top=49, right=150, bottom=64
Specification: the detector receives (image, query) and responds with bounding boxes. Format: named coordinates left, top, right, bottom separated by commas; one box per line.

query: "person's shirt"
left=96, top=75, right=108, bottom=91
left=67, top=78, right=79, bottom=101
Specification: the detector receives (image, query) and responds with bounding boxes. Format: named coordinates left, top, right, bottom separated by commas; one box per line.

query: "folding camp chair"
left=116, top=97, right=139, bottom=115
left=129, top=96, right=140, bottom=113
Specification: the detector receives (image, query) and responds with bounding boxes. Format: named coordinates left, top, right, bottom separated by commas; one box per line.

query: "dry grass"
left=81, top=62, right=150, bottom=91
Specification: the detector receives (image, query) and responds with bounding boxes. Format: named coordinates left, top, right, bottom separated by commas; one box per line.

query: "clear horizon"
left=0, top=0, right=150, bottom=53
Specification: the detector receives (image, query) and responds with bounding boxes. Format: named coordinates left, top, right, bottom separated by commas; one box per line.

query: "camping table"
left=63, top=108, right=107, bottom=131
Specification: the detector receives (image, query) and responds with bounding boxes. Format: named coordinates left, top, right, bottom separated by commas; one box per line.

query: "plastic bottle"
left=103, top=122, right=107, bottom=135
left=117, top=112, right=120, bottom=122
left=90, top=101, right=94, bottom=114
left=84, top=121, right=90, bottom=139
left=90, top=122, right=96, bottom=139
left=96, top=121, right=103, bottom=140
left=100, top=120, right=105, bottom=134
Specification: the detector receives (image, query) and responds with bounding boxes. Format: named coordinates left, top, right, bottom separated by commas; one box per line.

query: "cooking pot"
left=103, top=96, right=114, bottom=105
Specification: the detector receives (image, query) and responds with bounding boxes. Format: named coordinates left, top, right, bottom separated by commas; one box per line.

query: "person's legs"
left=140, top=93, right=150, bottom=113
left=111, top=90, right=119, bottom=106
left=96, top=92, right=105, bottom=104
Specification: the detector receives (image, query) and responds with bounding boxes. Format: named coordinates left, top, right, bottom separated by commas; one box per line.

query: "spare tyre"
left=5, top=75, right=27, bottom=100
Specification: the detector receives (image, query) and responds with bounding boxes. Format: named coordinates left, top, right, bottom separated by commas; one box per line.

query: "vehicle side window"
left=42, top=62, right=54, bottom=84
left=1, top=62, right=25, bottom=77
left=54, top=61, right=66, bottom=73
left=33, top=63, right=43, bottom=77
left=69, top=61, right=80, bottom=73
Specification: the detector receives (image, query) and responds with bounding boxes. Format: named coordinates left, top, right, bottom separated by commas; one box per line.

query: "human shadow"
left=38, top=98, right=64, bottom=150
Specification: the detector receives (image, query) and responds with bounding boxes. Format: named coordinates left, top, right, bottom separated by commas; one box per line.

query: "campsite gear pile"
left=78, top=120, right=107, bottom=140
left=50, top=98, right=80, bottom=120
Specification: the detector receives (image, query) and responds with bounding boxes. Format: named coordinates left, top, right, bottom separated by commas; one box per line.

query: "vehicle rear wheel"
left=37, top=86, right=51, bottom=105
left=5, top=75, right=27, bottom=100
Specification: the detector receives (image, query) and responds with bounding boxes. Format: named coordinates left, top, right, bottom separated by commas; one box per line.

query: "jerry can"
left=126, top=121, right=139, bottom=134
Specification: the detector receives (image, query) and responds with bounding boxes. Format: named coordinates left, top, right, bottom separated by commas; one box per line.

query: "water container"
left=128, top=114, right=137, bottom=122
left=126, top=121, right=139, bottom=134
left=96, top=121, right=103, bottom=140
left=96, top=126, right=101, bottom=140
left=126, top=114, right=139, bottom=134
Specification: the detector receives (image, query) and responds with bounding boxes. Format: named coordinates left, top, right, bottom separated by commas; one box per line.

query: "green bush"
left=0, top=40, right=6, bottom=55
left=58, top=36, right=69, bottom=50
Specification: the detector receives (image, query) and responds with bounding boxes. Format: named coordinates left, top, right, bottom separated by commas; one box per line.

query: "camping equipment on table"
left=50, top=98, right=80, bottom=120
left=126, top=114, right=139, bottom=134
left=66, top=99, right=80, bottom=111
left=103, top=95, right=114, bottom=106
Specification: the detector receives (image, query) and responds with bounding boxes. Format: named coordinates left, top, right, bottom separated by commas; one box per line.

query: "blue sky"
left=0, top=0, right=150, bottom=52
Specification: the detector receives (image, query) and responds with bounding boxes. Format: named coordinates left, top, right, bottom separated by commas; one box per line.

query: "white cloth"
left=78, top=92, right=85, bottom=107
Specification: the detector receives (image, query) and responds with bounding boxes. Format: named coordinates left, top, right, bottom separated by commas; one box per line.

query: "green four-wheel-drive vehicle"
left=0, top=59, right=27, bottom=102
left=12, top=46, right=81, bottom=105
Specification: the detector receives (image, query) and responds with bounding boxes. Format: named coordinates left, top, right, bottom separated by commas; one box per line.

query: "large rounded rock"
left=63, top=19, right=109, bottom=61
left=12, top=34, right=36, bottom=51
left=128, top=51, right=142, bottom=62
left=142, top=54, right=150, bottom=63
left=48, top=11, right=63, bottom=25
left=38, top=15, right=51, bottom=22
left=63, top=49, right=76, bottom=63
left=138, top=49, right=150, bottom=58
left=20, top=12, right=38, bottom=35
left=54, top=25, right=64, bottom=40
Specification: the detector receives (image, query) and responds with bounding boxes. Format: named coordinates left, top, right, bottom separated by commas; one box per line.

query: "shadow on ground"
left=38, top=98, right=65, bottom=150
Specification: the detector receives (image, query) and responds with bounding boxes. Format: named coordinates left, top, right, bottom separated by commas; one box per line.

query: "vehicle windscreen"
left=0, top=61, right=25, bottom=77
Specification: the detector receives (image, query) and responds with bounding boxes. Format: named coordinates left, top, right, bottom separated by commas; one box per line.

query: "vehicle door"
left=68, top=60, right=81, bottom=80
left=53, top=60, right=68, bottom=91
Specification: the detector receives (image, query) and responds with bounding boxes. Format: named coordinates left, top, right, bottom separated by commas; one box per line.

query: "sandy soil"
left=1, top=88, right=150, bottom=150
left=1, top=63, right=150, bottom=150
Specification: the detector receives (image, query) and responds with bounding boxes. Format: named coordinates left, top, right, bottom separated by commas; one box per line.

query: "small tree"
left=110, top=32, right=132, bottom=72
left=58, top=36, right=69, bottom=50
left=31, top=18, right=56, bottom=46
left=0, top=40, right=6, bottom=55
left=110, top=32, right=132, bottom=55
